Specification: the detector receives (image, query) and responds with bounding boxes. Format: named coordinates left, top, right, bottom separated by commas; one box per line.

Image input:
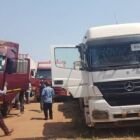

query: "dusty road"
left=0, top=97, right=140, bottom=140
left=0, top=98, right=87, bottom=140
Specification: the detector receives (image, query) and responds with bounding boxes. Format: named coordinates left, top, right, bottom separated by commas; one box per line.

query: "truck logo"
left=124, top=81, right=135, bottom=92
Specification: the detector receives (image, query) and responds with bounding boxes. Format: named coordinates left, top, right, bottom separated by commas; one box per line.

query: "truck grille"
left=94, top=80, right=140, bottom=106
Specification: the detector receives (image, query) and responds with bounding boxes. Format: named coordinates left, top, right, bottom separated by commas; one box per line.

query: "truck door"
left=0, top=55, right=6, bottom=89
left=5, top=58, right=30, bottom=91
left=51, top=45, right=90, bottom=98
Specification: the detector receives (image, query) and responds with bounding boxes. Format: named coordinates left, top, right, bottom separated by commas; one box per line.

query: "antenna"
left=114, top=13, right=118, bottom=24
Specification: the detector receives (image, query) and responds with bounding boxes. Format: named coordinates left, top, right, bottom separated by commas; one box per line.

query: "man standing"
left=19, top=91, right=24, bottom=114
left=42, top=81, right=55, bottom=120
left=39, top=81, right=45, bottom=112
left=25, top=81, right=32, bottom=104
left=0, top=82, right=14, bottom=136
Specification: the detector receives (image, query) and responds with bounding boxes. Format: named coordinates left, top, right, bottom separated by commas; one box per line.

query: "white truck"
left=51, top=23, right=140, bottom=127
left=19, top=54, right=37, bottom=77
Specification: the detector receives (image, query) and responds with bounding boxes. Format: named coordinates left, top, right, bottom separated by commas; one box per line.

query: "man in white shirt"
left=0, top=82, right=14, bottom=136
left=25, top=82, right=32, bottom=104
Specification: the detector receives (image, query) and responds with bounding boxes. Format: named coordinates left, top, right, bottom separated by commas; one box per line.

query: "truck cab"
left=51, top=23, right=140, bottom=127
left=0, top=41, right=30, bottom=116
left=31, top=61, right=67, bottom=101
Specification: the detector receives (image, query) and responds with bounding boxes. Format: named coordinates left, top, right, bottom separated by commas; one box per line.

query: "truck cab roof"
left=84, top=23, right=140, bottom=43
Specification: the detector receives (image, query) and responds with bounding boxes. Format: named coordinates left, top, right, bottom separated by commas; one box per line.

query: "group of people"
left=0, top=81, right=55, bottom=136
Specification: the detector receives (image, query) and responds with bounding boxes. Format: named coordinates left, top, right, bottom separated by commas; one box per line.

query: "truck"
left=0, top=41, right=30, bottom=116
left=31, top=61, right=67, bottom=101
left=18, top=53, right=37, bottom=78
left=51, top=23, right=140, bottom=127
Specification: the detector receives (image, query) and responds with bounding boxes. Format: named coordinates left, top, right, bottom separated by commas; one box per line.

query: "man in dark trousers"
left=39, top=80, right=45, bottom=112
left=0, top=82, right=14, bottom=136
left=42, top=81, right=55, bottom=120
left=19, top=91, right=24, bottom=114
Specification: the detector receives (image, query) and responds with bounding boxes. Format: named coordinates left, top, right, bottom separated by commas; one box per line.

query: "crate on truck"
left=51, top=23, right=140, bottom=127
left=18, top=53, right=37, bottom=78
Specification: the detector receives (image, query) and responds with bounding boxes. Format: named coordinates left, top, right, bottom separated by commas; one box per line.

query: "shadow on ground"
left=30, top=117, right=44, bottom=120
left=6, top=113, right=19, bottom=118
left=29, top=109, right=41, bottom=113
left=14, top=97, right=140, bottom=140
left=13, top=137, right=48, bottom=140
left=43, top=98, right=140, bottom=139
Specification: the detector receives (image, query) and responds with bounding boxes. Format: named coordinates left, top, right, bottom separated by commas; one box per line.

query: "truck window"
left=35, top=69, right=51, bottom=79
left=54, top=47, right=80, bottom=69
left=0, top=55, right=5, bottom=71
left=86, top=35, right=140, bottom=71
left=5, top=58, right=16, bottom=73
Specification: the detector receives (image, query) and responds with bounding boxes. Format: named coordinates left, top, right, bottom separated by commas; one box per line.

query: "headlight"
left=92, top=110, right=109, bottom=120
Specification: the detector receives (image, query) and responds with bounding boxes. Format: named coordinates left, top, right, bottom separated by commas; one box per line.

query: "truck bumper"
left=88, top=98, right=140, bottom=127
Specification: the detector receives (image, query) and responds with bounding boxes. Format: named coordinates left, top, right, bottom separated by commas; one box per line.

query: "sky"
left=0, top=0, right=140, bottom=62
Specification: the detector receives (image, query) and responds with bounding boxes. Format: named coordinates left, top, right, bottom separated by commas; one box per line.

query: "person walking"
left=42, top=81, right=55, bottom=120
left=0, top=82, right=14, bottom=136
left=25, top=81, right=32, bottom=104
left=19, top=91, right=24, bottom=114
left=39, top=81, right=45, bottom=112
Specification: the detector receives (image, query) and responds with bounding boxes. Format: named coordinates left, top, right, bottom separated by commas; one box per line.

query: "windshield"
left=86, top=35, right=140, bottom=71
left=0, top=55, right=5, bottom=71
left=35, top=69, right=51, bottom=79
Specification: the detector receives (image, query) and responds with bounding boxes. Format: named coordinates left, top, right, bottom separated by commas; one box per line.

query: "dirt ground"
left=0, top=97, right=140, bottom=140
left=0, top=97, right=86, bottom=140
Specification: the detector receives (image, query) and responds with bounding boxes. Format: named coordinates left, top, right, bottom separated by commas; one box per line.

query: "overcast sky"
left=0, top=0, right=140, bottom=61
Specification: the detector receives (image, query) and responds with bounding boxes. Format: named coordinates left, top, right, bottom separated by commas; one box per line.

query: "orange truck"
left=0, top=41, right=30, bottom=116
left=31, top=61, right=67, bottom=101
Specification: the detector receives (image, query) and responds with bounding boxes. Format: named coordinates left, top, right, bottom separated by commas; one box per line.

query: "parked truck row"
left=2, top=23, right=140, bottom=128
left=0, top=42, right=69, bottom=116
left=31, top=61, right=68, bottom=101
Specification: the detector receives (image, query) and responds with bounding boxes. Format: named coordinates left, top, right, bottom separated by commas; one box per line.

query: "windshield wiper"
left=94, top=63, right=140, bottom=71
left=130, top=63, right=140, bottom=68
left=104, top=64, right=140, bottom=69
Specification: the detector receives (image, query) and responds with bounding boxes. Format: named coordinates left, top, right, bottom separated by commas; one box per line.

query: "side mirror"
left=73, top=61, right=82, bottom=70
left=73, top=60, right=89, bottom=71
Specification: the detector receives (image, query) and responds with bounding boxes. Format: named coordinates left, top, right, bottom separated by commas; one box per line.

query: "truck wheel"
left=79, top=98, right=84, bottom=111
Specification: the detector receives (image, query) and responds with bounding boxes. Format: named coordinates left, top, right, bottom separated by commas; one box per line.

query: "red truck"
left=31, top=61, right=67, bottom=101
left=0, top=41, right=30, bottom=116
